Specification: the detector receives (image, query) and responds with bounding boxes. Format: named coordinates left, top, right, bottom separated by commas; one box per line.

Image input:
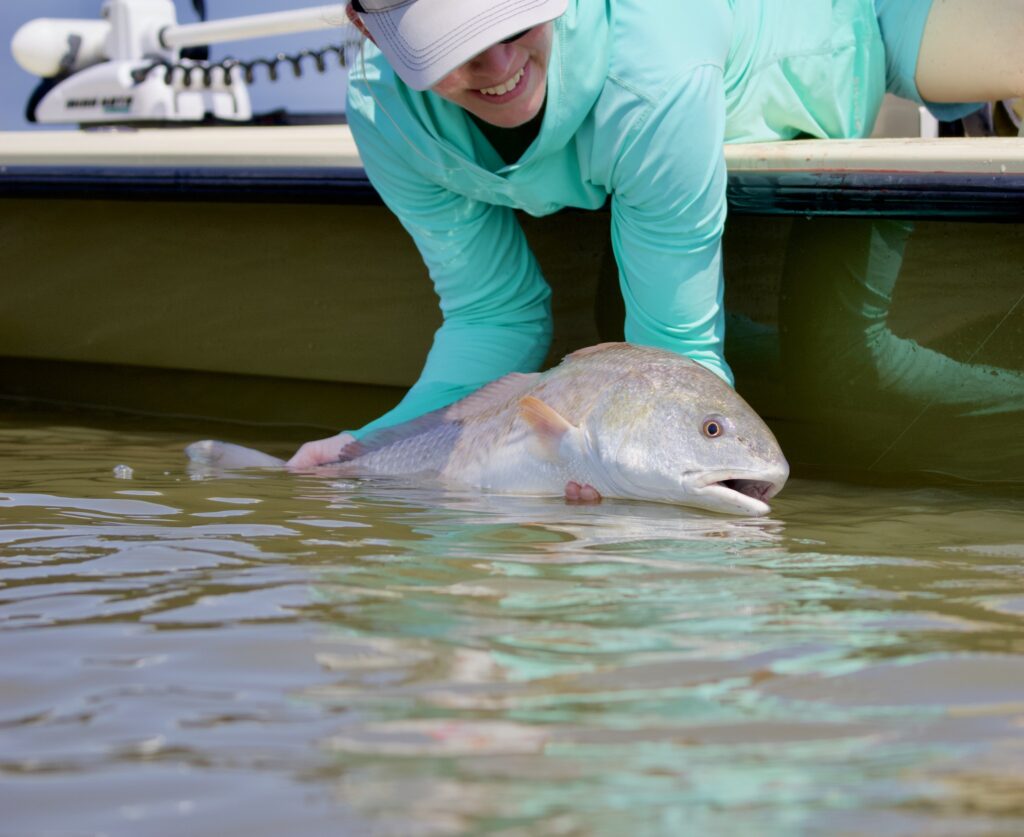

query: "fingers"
left=286, top=432, right=356, bottom=469
left=564, top=480, right=602, bottom=503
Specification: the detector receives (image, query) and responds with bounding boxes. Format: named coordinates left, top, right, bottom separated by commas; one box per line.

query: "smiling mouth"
left=478, top=67, right=525, bottom=97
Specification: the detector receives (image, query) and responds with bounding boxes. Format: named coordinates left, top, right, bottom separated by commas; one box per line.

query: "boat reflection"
left=723, top=216, right=1024, bottom=483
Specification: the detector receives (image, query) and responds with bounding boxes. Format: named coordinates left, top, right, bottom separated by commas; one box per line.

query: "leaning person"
left=290, top=0, right=1022, bottom=469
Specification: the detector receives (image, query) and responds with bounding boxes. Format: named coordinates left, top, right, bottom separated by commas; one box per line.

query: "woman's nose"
left=466, top=43, right=518, bottom=78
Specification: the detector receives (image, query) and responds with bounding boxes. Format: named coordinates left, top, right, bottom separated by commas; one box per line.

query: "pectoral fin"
left=518, top=396, right=577, bottom=462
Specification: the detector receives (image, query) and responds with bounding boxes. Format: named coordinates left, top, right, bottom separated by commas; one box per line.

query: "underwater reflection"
left=776, top=217, right=1024, bottom=480
left=780, top=218, right=1024, bottom=414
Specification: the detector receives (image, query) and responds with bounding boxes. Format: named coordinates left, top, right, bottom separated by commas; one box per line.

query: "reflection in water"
left=1, top=414, right=1024, bottom=835
left=780, top=218, right=1024, bottom=417
left=725, top=216, right=1024, bottom=482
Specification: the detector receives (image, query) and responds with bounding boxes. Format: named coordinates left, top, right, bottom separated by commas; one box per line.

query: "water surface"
left=2, top=408, right=1023, bottom=835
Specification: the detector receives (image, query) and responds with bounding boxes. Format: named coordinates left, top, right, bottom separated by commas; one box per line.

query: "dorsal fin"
left=335, top=405, right=452, bottom=462
left=564, top=342, right=626, bottom=361
left=335, top=372, right=540, bottom=462
left=444, top=372, right=540, bottom=420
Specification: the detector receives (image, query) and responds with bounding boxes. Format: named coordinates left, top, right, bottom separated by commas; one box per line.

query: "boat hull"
left=1, top=130, right=1021, bottom=484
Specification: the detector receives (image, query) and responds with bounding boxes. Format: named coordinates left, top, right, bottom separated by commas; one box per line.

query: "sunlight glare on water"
left=1, top=410, right=1024, bottom=836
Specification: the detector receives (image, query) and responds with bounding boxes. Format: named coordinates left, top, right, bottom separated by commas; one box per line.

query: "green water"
left=2, top=408, right=1024, bottom=836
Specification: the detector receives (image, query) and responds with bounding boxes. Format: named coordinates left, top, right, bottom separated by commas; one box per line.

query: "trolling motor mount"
left=11, top=0, right=353, bottom=125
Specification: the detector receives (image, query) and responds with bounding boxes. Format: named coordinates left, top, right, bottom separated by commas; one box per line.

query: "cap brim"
left=360, top=0, right=568, bottom=91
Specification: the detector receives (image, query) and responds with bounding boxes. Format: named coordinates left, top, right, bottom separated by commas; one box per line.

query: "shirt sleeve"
left=609, top=63, right=734, bottom=386
left=348, top=110, right=554, bottom=438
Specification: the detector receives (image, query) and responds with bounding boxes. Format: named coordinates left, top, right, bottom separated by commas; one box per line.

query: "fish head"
left=580, top=362, right=789, bottom=516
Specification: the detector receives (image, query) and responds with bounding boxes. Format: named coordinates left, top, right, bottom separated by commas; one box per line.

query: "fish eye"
left=702, top=416, right=726, bottom=438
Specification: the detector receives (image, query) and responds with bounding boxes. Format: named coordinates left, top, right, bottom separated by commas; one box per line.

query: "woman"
left=290, top=0, right=1022, bottom=470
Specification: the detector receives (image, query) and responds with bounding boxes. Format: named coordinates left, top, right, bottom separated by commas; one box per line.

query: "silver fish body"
left=188, top=343, right=789, bottom=516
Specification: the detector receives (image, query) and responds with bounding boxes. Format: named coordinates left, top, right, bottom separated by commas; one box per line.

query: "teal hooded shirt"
left=346, top=0, right=887, bottom=436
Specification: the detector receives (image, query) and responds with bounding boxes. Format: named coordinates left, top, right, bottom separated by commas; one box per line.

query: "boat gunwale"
left=2, top=163, right=1022, bottom=219
left=0, top=127, right=1020, bottom=172
left=1, top=128, right=1022, bottom=218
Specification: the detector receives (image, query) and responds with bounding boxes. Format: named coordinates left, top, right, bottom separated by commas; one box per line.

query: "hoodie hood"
left=349, top=0, right=610, bottom=204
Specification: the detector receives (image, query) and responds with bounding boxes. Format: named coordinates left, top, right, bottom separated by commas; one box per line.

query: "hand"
left=286, top=432, right=356, bottom=469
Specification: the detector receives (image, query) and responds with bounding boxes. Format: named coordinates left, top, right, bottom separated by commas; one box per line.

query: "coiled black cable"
left=131, top=43, right=357, bottom=87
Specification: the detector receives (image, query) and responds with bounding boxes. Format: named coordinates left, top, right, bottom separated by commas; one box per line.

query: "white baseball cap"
left=352, top=0, right=568, bottom=91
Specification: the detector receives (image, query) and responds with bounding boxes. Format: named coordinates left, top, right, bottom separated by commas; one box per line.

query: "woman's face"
left=430, top=23, right=554, bottom=128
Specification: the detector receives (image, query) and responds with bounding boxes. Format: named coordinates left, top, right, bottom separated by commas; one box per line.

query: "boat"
left=1, top=4, right=1021, bottom=484
left=2, top=124, right=1021, bottom=484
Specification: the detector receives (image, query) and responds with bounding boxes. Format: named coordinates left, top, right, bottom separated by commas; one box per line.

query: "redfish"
left=187, top=343, right=789, bottom=516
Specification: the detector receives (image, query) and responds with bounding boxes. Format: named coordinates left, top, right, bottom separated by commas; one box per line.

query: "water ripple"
left=1, top=415, right=1023, bottom=834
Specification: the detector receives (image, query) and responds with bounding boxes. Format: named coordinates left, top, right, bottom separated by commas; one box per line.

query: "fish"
left=186, top=343, right=789, bottom=516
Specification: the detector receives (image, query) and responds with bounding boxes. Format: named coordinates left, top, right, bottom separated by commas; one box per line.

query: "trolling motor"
left=11, top=0, right=354, bottom=124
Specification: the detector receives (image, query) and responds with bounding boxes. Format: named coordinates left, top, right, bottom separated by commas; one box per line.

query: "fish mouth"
left=696, top=469, right=788, bottom=517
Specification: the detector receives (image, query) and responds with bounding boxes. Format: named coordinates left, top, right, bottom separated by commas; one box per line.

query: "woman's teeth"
left=479, top=68, right=524, bottom=97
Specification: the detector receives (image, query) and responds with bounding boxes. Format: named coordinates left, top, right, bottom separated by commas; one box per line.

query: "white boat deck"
left=0, top=124, right=1021, bottom=174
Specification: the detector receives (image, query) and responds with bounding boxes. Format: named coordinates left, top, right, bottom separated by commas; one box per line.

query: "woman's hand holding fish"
left=287, top=432, right=355, bottom=469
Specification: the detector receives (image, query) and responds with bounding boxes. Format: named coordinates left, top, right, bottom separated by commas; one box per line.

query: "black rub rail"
left=1, top=165, right=1023, bottom=220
